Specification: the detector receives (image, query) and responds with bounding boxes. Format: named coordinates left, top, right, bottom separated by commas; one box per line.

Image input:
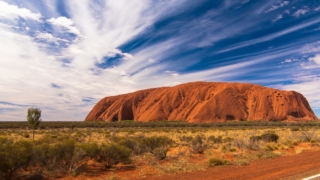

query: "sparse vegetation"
left=0, top=120, right=319, bottom=179
left=208, top=157, right=229, bottom=167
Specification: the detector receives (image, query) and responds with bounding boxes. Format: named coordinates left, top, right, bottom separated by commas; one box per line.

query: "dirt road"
left=145, top=150, right=320, bottom=180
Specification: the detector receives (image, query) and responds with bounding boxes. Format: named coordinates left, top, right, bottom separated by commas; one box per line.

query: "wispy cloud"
left=47, top=16, right=81, bottom=35
left=241, top=0, right=250, bottom=5
left=265, top=1, right=289, bottom=13
left=278, top=78, right=320, bottom=109
left=0, top=1, right=41, bottom=21
left=293, top=8, right=309, bottom=17
left=272, top=14, right=283, bottom=22
left=1, top=1, right=320, bottom=120
left=309, top=54, right=320, bottom=66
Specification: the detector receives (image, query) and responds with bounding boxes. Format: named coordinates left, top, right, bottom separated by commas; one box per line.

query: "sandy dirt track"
left=143, top=149, right=320, bottom=180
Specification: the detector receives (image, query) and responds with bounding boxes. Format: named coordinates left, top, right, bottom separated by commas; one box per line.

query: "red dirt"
left=142, top=149, right=320, bottom=180
left=56, top=146, right=320, bottom=180
left=86, top=81, right=318, bottom=122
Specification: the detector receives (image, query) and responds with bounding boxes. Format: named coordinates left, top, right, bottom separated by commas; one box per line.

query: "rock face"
left=85, top=82, right=318, bottom=122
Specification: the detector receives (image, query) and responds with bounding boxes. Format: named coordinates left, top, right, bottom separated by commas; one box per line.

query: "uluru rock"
left=85, top=82, right=318, bottom=122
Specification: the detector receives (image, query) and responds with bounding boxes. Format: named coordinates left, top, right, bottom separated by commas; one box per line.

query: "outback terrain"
left=1, top=121, right=320, bottom=180
left=1, top=82, right=319, bottom=180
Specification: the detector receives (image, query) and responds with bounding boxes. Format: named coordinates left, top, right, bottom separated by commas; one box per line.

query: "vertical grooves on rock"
left=85, top=82, right=318, bottom=122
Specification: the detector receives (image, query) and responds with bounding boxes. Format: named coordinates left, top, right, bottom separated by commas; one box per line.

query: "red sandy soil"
left=144, top=148, right=320, bottom=180
left=86, top=82, right=318, bottom=122
left=57, top=145, right=320, bottom=180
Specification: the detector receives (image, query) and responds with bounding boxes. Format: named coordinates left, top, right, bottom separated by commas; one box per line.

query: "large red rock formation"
left=85, top=82, right=318, bottom=122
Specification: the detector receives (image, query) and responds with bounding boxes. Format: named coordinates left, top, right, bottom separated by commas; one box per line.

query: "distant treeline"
left=0, top=120, right=320, bottom=129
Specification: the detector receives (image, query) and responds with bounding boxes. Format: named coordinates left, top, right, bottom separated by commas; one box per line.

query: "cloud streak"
left=1, top=0, right=320, bottom=120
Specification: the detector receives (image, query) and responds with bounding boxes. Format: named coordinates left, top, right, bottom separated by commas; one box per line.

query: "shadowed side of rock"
left=85, top=82, right=318, bottom=122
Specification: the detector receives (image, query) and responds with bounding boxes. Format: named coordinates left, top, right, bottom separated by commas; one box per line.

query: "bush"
left=118, top=138, right=145, bottom=155
left=233, top=139, right=246, bottom=149
left=153, top=147, right=168, bottom=160
left=97, top=143, right=132, bottom=169
left=31, top=143, right=50, bottom=168
left=179, top=135, right=193, bottom=143
left=80, top=143, right=99, bottom=159
left=243, top=139, right=260, bottom=151
left=264, top=143, right=278, bottom=151
left=208, top=158, right=228, bottom=167
left=0, top=139, right=33, bottom=180
left=300, top=129, right=318, bottom=142
left=207, top=135, right=223, bottom=144
left=261, top=133, right=279, bottom=143
left=291, top=127, right=300, bottom=131
left=249, top=136, right=261, bottom=143
left=142, top=136, right=172, bottom=153
left=191, top=135, right=209, bottom=154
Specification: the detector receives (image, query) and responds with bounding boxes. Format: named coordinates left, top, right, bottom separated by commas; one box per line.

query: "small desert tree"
left=27, top=108, right=41, bottom=140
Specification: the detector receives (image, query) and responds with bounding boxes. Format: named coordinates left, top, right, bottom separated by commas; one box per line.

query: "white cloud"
left=265, top=1, right=289, bottom=13
left=0, top=1, right=41, bottom=21
left=242, top=0, right=250, bottom=5
left=122, top=53, right=134, bottom=60
left=35, top=32, right=68, bottom=43
left=272, top=14, right=283, bottom=22
left=293, top=8, right=309, bottom=17
left=280, top=1, right=289, bottom=6
left=309, top=54, right=320, bottom=66
left=278, top=78, right=320, bottom=110
left=220, top=18, right=320, bottom=53
left=149, top=58, right=155, bottom=63
left=302, top=42, right=320, bottom=54
left=315, top=6, right=320, bottom=11
left=284, top=59, right=292, bottom=63
left=0, top=0, right=190, bottom=121
left=1, top=1, right=320, bottom=121
left=171, top=73, right=179, bottom=77
left=47, top=16, right=81, bottom=35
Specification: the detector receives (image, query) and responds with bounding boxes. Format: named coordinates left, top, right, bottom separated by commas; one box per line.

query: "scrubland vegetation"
left=0, top=121, right=320, bottom=179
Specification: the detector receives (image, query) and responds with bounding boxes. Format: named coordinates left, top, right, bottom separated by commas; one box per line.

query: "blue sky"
left=0, top=0, right=320, bottom=121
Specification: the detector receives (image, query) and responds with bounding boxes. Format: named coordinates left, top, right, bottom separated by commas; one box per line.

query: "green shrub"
left=291, top=127, right=300, bottom=131
left=97, top=143, right=132, bottom=169
left=0, top=139, right=33, bottom=180
left=179, top=135, right=193, bottom=143
left=142, top=136, right=172, bottom=153
left=264, top=143, right=278, bottom=151
left=249, top=136, right=261, bottom=143
left=208, top=158, right=228, bottom=167
left=31, top=143, right=50, bottom=168
left=118, top=138, right=145, bottom=155
left=153, top=147, right=168, bottom=160
left=207, top=135, right=223, bottom=144
left=261, top=133, right=279, bottom=143
left=80, top=143, right=99, bottom=158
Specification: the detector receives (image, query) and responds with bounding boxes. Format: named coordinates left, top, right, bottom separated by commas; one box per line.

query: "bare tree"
left=27, top=108, right=41, bottom=140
